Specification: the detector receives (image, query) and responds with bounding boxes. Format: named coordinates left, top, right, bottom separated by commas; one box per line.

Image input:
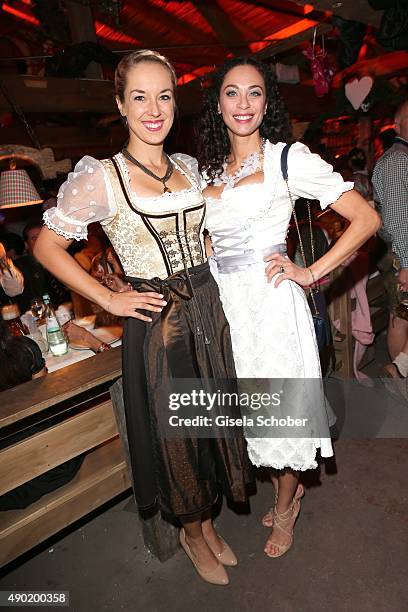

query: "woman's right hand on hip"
left=104, top=290, right=167, bottom=321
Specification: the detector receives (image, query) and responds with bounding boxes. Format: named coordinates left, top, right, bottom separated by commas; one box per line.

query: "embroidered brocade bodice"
left=99, top=155, right=206, bottom=279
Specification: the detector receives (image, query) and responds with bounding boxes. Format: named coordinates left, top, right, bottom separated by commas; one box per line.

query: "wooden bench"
left=0, top=348, right=127, bottom=568
left=0, top=346, right=180, bottom=568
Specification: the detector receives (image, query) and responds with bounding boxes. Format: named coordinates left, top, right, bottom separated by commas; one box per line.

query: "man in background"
left=373, top=100, right=408, bottom=397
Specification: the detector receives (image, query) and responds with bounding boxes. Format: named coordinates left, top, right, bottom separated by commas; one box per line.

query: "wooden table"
left=45, top=338, right=122, bottom=373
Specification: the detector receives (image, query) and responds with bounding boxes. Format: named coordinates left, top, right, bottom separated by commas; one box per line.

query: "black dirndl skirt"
left=122, top=261, right=252, bottom=519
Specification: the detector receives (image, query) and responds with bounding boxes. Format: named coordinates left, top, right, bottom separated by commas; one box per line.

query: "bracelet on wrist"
left=308, top=267, right=317, bottom=285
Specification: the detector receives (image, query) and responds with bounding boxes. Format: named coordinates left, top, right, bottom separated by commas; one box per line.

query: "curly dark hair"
left=197, top=56, right=292, bottom=183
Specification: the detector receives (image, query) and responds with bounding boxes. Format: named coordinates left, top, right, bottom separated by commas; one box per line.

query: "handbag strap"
left=281, top=143, right=319, bottom=314
left=280, top=142, right=291, bottom=181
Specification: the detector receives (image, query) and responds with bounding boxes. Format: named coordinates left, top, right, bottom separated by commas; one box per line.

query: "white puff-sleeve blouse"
left=43, top=156, right=116, bottom=241
left=286, top=142, right=354, bottom=208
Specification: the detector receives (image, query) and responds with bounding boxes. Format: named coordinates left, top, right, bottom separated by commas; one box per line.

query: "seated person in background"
left=0, top=240, right=24, bottom=304
left=90, top=246, right=130, bottom=292
left=88, top=247, right=128, bottom=326
left=89, top=247, right=129, bottom=326
left=63, top=320, right=111, bottom=353
left=71, top=224, right=128, bottom=323
left=0, top=318, right=46, bottom=391
left=73, top=222, right=107, bottom=272
left=68, top=238, right=93, bottom=317
left=17, top=221, right=70, bottom=312
left=70, top=223, right=120, bottom=318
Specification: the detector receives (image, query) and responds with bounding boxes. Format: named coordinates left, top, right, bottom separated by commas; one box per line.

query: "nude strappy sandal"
left=262, top=483, right=304, bottom=528
left=264, top=487, right=304, bottom=558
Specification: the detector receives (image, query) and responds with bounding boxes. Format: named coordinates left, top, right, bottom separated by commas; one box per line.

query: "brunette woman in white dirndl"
left=198, top=56, right=380, bottom=558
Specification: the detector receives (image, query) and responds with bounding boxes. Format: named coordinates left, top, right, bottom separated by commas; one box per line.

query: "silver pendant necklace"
left=122, top=148, right=174, bottom=193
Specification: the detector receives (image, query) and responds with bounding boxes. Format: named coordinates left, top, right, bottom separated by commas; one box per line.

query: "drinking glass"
left=31, top=297, right=45, bottom=321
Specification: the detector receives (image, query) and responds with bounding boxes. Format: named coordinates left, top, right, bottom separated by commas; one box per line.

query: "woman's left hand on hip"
left=264, top=253, right=311, bottom=288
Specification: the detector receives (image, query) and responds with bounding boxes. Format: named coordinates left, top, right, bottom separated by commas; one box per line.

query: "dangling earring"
left=122, top=115, right=128, bottom=128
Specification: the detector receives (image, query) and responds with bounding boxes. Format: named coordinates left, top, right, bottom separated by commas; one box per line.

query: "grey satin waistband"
left=214, top=243, right=287, bottom=274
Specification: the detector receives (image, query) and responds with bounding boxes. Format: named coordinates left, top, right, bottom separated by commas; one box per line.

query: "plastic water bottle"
left=43, top=294, right=68, bottom=356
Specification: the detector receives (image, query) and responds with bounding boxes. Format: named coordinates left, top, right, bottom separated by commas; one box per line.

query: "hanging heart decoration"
left=345, top=76, right=373, bottom=110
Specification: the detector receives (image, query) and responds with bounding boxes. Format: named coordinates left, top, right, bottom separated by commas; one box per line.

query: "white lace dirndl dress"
left=205, top=141, right=354, bottom=471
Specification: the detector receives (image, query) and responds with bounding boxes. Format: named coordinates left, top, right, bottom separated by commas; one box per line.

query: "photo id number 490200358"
left=0, top=591, right=69, bottom=607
